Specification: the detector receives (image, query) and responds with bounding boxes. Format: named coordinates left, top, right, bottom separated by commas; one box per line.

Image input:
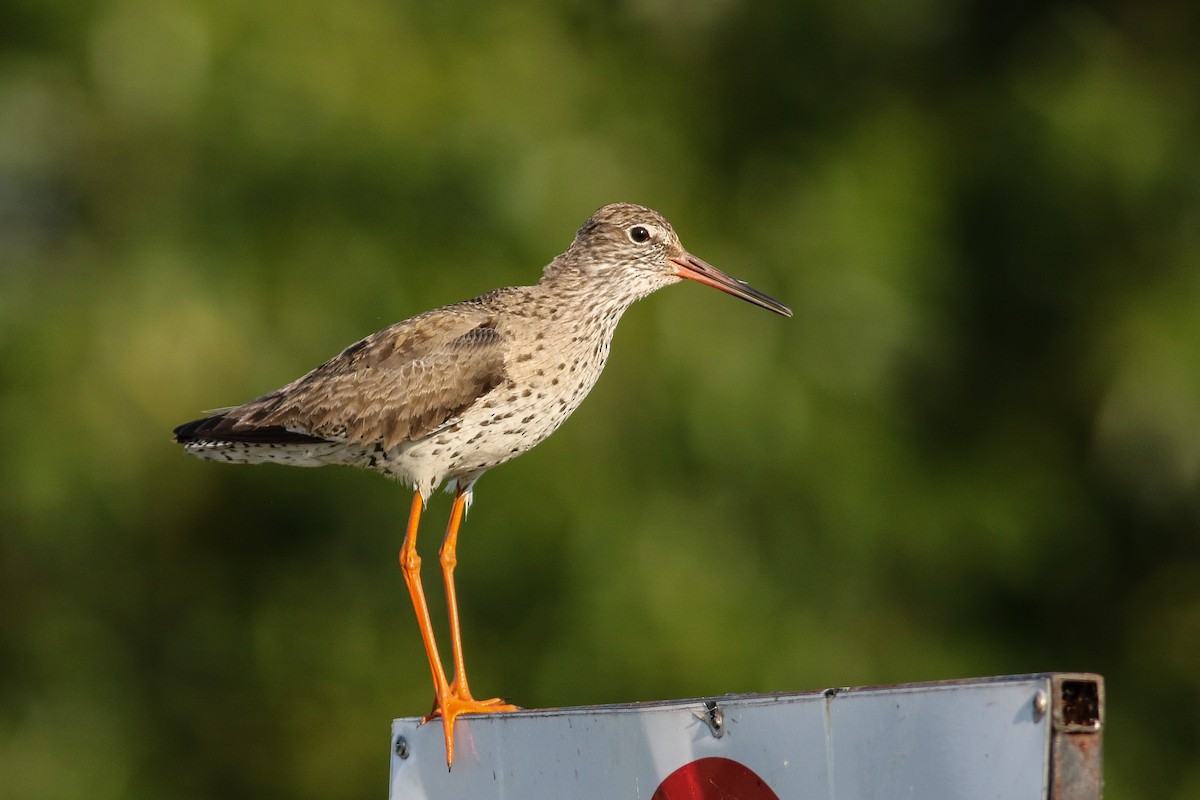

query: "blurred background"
left=2, top=0, right=1198, bottom=797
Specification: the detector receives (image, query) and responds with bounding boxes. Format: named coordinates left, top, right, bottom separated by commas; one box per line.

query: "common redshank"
left=173, top=202, right=791, bottom=767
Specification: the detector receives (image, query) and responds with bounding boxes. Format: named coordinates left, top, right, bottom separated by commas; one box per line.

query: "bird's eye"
left=628, top=225, right=651, bottom=244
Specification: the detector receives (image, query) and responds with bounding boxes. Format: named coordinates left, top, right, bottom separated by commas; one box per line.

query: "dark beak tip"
left=759, top=298, right=794, bottom=318
left=671, top=254, right=791, bottom=319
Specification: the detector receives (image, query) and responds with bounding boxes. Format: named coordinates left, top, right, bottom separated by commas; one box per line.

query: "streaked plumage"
left=173, top=202, right=791, bottom=767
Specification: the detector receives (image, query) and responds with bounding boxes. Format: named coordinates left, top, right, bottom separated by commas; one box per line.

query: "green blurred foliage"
left=1, top=0, right=1198, bottom=797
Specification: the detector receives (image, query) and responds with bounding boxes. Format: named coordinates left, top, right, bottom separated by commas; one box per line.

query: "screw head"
left=698, top=701, right=725, bottom=739
left=394, top=735, right=410, bottom=760
left=1032, top=691, right=1048, bottom=722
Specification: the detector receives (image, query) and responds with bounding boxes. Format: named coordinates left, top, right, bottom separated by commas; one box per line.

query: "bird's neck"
left=535, top=260, right=665, bottom=323
left=523, top=275, right=631, bottom=342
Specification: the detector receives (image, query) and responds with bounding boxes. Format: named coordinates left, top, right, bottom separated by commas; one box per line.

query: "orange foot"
left=423, top=683, right=520, bottom=769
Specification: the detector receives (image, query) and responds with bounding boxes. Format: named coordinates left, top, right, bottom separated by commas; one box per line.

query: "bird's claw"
left=421, top=686, right=520, bottom=768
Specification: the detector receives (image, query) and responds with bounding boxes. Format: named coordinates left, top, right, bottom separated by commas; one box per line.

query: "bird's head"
left=548, top=203, right=792, bottom=317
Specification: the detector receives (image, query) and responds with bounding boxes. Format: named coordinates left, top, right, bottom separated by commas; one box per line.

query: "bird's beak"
left=669, top=253, right=793, bottom=317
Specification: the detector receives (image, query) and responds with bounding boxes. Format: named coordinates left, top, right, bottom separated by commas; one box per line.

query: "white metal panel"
left=389, top=675, right=1060, bottom=799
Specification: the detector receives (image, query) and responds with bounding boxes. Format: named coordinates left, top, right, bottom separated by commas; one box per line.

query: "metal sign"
left=388, top=673, right=1102, bottom=799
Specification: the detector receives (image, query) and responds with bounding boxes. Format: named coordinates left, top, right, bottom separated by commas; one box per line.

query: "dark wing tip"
left=173, top=414, right=329, bottom=446
left=172, top=417, right=205, bottom=443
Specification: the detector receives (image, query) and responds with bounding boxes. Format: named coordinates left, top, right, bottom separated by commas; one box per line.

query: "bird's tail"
left=173, top=411, right=327, bottom=446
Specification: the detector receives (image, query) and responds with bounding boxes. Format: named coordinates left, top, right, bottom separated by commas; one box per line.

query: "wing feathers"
left=177, top=307, right=510, bottom=452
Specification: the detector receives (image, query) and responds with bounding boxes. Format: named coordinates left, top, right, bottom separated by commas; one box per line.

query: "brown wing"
left=185, top=307, right=509, bottom=452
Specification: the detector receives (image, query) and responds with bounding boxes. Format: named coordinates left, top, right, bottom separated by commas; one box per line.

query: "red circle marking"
left=652, top=757, right=780, bottom=800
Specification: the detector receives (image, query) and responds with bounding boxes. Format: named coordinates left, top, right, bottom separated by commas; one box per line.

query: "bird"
left=173, top=202, right=792, bottom=767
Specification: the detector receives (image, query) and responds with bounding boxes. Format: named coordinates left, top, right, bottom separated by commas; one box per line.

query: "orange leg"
left=429, top=486, right=519, bottom=766
left=399, top=488, right=518, bottom=769
left=399, top=492, right=451, bottom=706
